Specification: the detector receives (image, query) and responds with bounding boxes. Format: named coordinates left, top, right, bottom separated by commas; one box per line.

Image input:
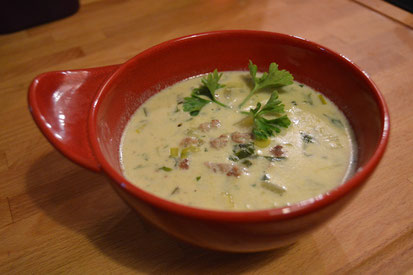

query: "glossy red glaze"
left=29, top=30, right=390, bottom=252
left=29, top=65, right=119, bottom=171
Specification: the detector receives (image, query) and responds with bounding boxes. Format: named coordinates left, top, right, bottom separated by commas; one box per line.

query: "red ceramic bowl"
left=29, top=30, right=389, bottom=252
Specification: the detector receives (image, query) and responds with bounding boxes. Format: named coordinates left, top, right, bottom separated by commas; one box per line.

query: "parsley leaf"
left=244, top=91, right=291, bottom=140
left=239, top=61, right=294, bottom=107
left=232, top=143, right=255, bottom=159
left=183, top=69, right=228, bottom=116
left=200, top=69, right=225, bottom=98
left=258, top=91, right=286, bottom=115
left=182, top=96, right=210, bottom=116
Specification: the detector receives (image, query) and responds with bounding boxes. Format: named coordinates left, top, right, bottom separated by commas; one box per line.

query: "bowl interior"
left=92, top=31, right=386, bottom=213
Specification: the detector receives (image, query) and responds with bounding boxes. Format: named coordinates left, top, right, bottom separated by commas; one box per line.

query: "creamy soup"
left=120, top=70, right=356, bottom=210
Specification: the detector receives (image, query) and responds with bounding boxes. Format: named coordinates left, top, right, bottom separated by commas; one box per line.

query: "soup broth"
left=120, top=71, right=356, bottom=210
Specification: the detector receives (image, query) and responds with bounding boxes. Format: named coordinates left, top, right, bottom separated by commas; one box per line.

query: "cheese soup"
left=120, top=70, right=356, bottom=210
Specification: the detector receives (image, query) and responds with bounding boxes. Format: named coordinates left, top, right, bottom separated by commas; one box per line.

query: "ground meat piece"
left=226, top=165, right=243, bottom=177
left=180, top=137, right=201, bottom=147
left=204, top=162, right=224, bottom=173
left=210, top=134, right=229, bottom=149
left=204, top=162, right=243, bottom=177
left=198, top=122, right=210, bottom=132
left=199, top=119, right=221, bottom=132
left=210, top=119, right=221, bottom=127
left=231, top=132, right=252, bottom=143
left=270, top=145, right=284, bottom=157
left=179, top=158, right=189, bottom=169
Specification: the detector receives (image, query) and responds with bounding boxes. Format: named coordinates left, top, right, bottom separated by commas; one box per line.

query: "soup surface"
left=120, top=71, right=356, bottom=210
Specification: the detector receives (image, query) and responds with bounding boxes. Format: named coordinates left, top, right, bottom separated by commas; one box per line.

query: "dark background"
left=385, top=0, right=413, bottom=13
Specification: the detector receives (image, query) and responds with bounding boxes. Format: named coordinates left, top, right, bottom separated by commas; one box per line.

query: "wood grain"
left=1, top=0, right=413, bottom=273
left=353, top=0, right=413, bottom=29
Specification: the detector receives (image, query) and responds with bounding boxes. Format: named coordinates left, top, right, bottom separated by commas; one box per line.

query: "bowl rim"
left=89, top=30, right=390, bottom=222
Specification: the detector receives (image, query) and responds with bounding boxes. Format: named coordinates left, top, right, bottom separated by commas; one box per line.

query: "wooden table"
left=1, top=0, right=412, bottom=273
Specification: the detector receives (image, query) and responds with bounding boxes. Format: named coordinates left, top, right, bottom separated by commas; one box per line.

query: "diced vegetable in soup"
left=120, top=62, right=356, bottom=210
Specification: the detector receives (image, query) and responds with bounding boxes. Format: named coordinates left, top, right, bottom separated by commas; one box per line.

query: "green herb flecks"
left=143, top=107, right=149, bottom=117
left=170, top=187, right=180, bottom=195
left=241, top=159, right=253, bottom=167
left=159, top=166, right=173, bottom=172
left=239, top=61, right=293, bottom=107
left=243, top=91, right=291, bottom=140
left=183, top=69, right=229, bottom=116
left=263, top=156, right=286, bottom=162
left=196, top=176, right=201, bottom=181
left=303, top=93, right=313, bottom=105
left=228, top=155, right=239, bottom=162
left=233, top=143, right=255, bottom=159
left=323, top=114, right=344, bottom=128
left=301, top=132, right=315, bottom=144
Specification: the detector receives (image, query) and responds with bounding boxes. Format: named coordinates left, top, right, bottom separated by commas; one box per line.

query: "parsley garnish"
left=239, top=61, right=293, bottom=107
left=243, top=91, right=291, bottom=140
left=182, top=96, right=210, bottom=116
left=232, top=143, right=255, bottom=159
left=183, top=69, right=229, bottom=116
left=241, top=159, right=253, bottom=167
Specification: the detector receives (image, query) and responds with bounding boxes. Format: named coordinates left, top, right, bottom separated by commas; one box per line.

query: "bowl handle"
left=28, top=65, right=120, bottom=172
